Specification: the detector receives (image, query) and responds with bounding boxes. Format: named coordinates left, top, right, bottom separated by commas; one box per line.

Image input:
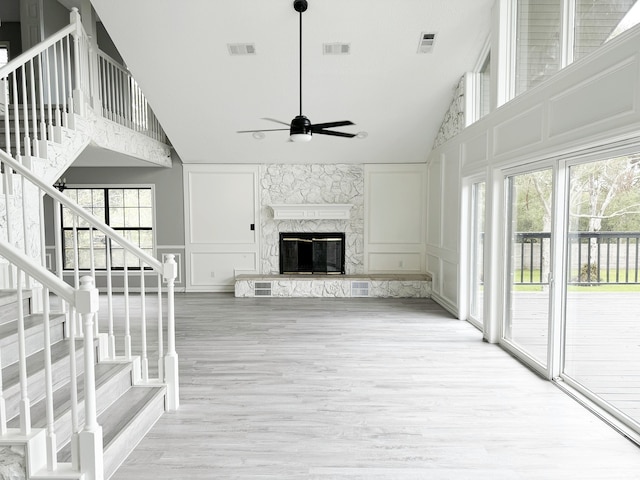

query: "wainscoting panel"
left=427, top=157, right=442, bottom=247
left=186, top=171, right=256, bottom=245
left=463, top=131, right=489, bottom=167
left=548, top=58, right=638, bottom=139
left=493, top=105, right=544, bottom=157
left=368, top=252, right=423, bottom=272
left=190, top=252, right=257, bottom=290
left=183, top=165, right=260, bottom=291
left=364, top=164, right=427, bottom=273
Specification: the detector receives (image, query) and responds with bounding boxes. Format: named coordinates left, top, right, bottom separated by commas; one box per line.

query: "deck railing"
left=512, top=231, right=640, bottom=285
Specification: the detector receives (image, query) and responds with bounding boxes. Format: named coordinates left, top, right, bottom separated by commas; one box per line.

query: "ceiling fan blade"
left=310, top=120, right=355, bottom=130
left=262, top=118, right=291, bottom=127
left=237, top=128, right=290, bottom=133
left=314, top=129, right=357, bottom=138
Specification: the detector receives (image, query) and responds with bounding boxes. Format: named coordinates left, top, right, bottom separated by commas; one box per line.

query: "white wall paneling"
left=548, top=58, right=638, bottom=139
left=463, top=131, right=489, bottom=170
left=493, top=104, right=544, bottom=157
left=427, top=18, right=640, bottom=322
left=190, top=252, right=257, bottom=289
left=183, top=165, right=260, bottom=292
left=364, top=164, right=427, bottom=274
left=427, top=157, right=443, bottom=247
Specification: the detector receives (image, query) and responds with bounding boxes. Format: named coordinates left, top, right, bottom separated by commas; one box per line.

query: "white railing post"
left=76, top=276, right=104, bottom=480
left=70, top=8, right=85, bottom=116
left=162, top=255, right=179, bottom=411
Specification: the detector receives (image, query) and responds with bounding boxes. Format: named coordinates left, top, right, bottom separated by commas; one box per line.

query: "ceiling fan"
left=237, top=0, right=357, bottom=142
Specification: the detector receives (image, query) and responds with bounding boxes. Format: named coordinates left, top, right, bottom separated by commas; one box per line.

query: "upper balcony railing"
left=0, top=7, right=167, bottom=163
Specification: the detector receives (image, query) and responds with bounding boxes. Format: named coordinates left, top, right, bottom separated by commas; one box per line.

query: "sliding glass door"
left=563, top=155, right=640, bottom=422
left=504, top=168, right=553, bottom=369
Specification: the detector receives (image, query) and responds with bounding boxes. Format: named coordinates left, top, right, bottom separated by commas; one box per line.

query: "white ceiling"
left=90, top=0, right=493, bottom=165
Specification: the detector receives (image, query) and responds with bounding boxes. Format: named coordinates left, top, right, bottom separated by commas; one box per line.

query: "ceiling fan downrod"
left=294, top=0, right=307, bottom=118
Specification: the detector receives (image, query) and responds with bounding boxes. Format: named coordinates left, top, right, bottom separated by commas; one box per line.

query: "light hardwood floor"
left=111, top=294, right=640, bottom=479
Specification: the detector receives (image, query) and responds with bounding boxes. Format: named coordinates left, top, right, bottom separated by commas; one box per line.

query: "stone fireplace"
left=279, top=232, right=346, bottom=274
left=259, top=164, right=365, bottom=275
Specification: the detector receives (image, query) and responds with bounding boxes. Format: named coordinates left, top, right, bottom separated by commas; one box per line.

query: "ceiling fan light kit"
left=237, top=0, right=357, bottom=143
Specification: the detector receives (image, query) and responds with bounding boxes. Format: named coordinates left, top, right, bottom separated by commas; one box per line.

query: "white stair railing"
left=0, top=8, right=167, bottom=170
left=0, top=147, right=178, bottom=478
left=0, top=9, right=89, bottom=162
left=97, top=51, right=166, bottom=142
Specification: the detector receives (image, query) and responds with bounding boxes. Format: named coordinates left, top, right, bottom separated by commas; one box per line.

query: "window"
left=511, top=0, right=640, bottom=99
left=61, top=187, right=154, bottom=270
left=574, top=0, right=640, bottom=61
left=478, top=53, right=491, bottom=120
left=514, top=0, right=562, bottom=97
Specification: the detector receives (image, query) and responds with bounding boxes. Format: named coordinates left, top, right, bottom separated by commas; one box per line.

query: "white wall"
left=183, top=165, right=260, bottom=292
left=426, top=24, right=640, bottom=325
left=183, top=163, right=428, bottom=291
left=364, top=164, right=428, bottom=274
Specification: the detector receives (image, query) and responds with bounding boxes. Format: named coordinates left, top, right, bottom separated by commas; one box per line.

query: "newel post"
left=70, top=8, right=85, bottom=116
left=75, top=276, right=104, bottom=480
left=162, top=255, right=180, bottom=411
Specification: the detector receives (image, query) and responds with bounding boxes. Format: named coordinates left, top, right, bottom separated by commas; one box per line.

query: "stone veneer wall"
left=259, top=164, right=364, bottom=274
left=432, top=75, right=466, bottom=149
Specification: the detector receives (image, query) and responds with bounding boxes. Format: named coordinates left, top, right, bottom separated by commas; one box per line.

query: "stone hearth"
left=235, top=274, right=431, bottom=298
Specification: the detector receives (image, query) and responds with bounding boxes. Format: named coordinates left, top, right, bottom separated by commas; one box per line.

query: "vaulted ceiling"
left=91, top=0, right=492, bottom=164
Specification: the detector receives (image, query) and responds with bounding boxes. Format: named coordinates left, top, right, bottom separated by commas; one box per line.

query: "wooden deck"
left=507, top=291, right=640, bottom=419
left=103, top=293, right=640, bottom=479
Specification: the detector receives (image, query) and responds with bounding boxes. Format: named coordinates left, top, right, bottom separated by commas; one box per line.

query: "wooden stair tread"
left=100, top=386, right=165, bottom=447
left=0, top=289, right=32, bottom=308
left=2, top=339, right=82, bottom=395
left=57, top=384, right=166, bottom=466
left=0, top=312, right=66, bottom=345
left=9, top=362, right=133, bottom=430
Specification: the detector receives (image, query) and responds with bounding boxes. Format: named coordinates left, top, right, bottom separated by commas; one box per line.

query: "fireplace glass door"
left=280, top=233, right=345, bottom=274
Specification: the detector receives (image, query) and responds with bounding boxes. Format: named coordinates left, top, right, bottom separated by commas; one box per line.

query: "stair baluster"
left=106, top=237, right=116, bottom=359
left=123, top=251, right=131, bottom=360
left=140, top=267, right=148, bottom=382
left=41, top=286, right=57, bottom=471
left=156, top=272, right=164, bottom=382
left=16, top=270, right=31, bottom=435
left=0, top=347, right=6, bottom=435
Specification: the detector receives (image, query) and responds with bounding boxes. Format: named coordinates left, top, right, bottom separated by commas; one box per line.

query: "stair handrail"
left=0, top=24, right=77, bottom=79
left=0, top=148, right=163, bottom=272
left=0, top=240, right=74, bottom=304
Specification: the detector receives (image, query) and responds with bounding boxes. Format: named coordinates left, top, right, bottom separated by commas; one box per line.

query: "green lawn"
left=512, top=268, right=640, bottom=292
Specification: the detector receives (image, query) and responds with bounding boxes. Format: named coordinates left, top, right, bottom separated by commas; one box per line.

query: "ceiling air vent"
left=417, top=33, right=436, bottom=54
left=228, top=43, right=256, bottom=56
left=323, top=43, right=350, bottom=55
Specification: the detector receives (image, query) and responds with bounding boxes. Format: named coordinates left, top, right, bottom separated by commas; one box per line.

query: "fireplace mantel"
left=270, top=204, right=352, bottom=220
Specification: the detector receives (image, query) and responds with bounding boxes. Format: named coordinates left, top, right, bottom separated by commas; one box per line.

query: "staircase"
left=0, top=290, right=166, bottom=479
left=0, top=7, right=178, bottom=480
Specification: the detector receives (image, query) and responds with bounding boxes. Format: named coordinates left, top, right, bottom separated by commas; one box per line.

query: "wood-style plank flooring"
left=111, top=294, right=640, bottom=479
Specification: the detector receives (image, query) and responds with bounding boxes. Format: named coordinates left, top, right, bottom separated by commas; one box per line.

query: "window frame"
left=59, top=184, right=156, bottom=271
left=506, top=0, right=640, bottom=102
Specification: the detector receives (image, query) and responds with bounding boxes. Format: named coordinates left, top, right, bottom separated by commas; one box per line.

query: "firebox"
left=279, top=232, right=345, bottom=274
